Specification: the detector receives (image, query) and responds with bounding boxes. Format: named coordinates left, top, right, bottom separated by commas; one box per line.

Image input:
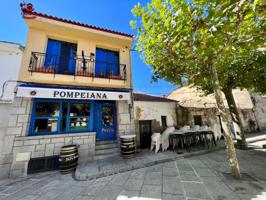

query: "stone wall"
left=0, top=102, right=13, bottom=179
left=176, top=106, right=219, bottom=128
left=252, top=96, right=266, bottom=131
left=0, top=97, right=96, bottom=179
left=0, top=97, right=31, bottom=179
left=239, top=109, right=258, bottom=132
left=117, top=101, right=135, bottom=137
left=10, top=133, right=95, bottom=178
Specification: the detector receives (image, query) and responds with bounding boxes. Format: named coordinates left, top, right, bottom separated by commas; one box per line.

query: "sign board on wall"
left=16, top=86, right=131, bottom=101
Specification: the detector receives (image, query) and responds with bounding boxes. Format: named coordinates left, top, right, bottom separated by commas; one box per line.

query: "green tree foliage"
left=131, top=0, right=265, bottom=87
left=131, top=0, right=266, bottom=177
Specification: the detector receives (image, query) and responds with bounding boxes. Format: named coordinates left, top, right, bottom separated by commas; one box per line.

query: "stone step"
left=95, top=140, right=120, bottom=160
left=94, top=152, right=120, bottom=160
left=95, top=147, right=120, bottom=155
left=95, top=143, right=119, bottom=150
left=96, top=140, right=118, bottom=146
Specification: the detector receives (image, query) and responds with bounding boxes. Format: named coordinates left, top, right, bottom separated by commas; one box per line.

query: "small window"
left=194, top=115, right=203, bottom=126
left=33, top=102, right=60, bottom=134
left=102, top=105, right=114, bottom=127
left=161, top=116, right=167, bottom=127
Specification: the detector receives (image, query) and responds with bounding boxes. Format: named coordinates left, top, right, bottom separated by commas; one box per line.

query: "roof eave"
left=22, top=11, right=134, bottom=40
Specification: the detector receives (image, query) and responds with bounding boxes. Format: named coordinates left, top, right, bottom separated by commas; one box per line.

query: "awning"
left=16, top=86, right=131, bottom=101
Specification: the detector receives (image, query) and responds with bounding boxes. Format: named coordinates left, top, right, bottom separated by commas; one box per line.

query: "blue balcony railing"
left=29, top=52, right=127, bottom=80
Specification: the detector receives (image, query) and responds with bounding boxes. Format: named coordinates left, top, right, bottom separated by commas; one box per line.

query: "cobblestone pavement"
left=0, top=149, right=266, bottom=200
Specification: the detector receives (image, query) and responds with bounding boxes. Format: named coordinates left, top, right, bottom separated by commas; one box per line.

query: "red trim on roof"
left=20, top=3, right=133, bottom=38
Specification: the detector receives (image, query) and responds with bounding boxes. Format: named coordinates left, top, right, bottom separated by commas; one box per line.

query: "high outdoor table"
left=169, top=130, right=216, bottom=153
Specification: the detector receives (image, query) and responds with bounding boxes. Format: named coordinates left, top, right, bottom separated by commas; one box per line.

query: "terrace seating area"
left=151, top=125, right=222, bottom=153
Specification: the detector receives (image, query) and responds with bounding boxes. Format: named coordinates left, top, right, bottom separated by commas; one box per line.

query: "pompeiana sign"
left=16, top=87, right=131, bottom=101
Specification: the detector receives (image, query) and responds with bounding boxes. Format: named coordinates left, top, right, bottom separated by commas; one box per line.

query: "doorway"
left=139, top=120, right=152, bottom=149
left=94, top=101, right=116, bottom=141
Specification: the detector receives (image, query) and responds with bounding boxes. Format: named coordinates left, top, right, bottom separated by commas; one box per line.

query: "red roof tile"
left=21, top=3, right=134, bottom=38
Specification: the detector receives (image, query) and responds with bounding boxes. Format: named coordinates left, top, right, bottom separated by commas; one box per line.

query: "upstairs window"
left=95, top=48, right=119, bottom=78
left=44, top=39, right=77, bottom=75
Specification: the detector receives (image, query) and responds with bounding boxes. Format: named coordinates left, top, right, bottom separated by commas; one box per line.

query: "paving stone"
left=180, top=171, right=200, bottom=182
left=73, top=195, right=95, bottom=200
left=143, top=172, right=162, bottom=185
left=163, top=176, right=183, bottom=195
left=108, top=173, right=131, bottom=186
left=79, top=181, right=106, bottom=196
left=140, top=185, right=162, bottom=200
left=0, top=187, right=10, bottom=193
left=130, top=168, right=147, bottom=180
left=37, top=181, right=75, bottom=200
left=147, top=164, right=163, bottom=172
left=225, top=181, right=265, bottom=195
left=94, top=185, right=123, bottom=200
left=19, top=195, right=38, bottom=200
left=189, top=160, right=206, bottom=168
left=117, top=190, right=140, bottom=200
left=124, top=178, right=144, bottom=191
left=176, top=163, right=194, bottom=171
left=162, top=193, right=185, bottom=200
left=204, top=180, right=241, bottom=200
left=0, top=179, right=38, bottom=195
left=162, top=161, right=176, bottom=168
left=194, top=167, right=216, bottom=177
left=183, top=182, right=211, bottom=199
left=163, top=167, right=179, bottom=177
left=53, top=185, right=84, bottom=200
left=0, top=195, right=7, bottom=200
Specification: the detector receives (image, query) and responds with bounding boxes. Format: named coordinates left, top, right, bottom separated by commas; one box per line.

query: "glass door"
left=94, top=101, right=116, bottom=140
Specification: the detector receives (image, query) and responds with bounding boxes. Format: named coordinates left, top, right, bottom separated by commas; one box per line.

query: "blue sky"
left=0, top=0, right=177, bottom=95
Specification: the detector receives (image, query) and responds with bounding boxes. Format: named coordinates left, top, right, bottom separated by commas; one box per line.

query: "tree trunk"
left=210, top=64, right=241, bottom=178
left=223, top=86, right=248, bottom=149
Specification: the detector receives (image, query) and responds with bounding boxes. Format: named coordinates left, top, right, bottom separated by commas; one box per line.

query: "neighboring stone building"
left=0, top=41, right=24, bottom=180
left=133, top=92, right=177, bottom=149
left=167, top=86, right=258, bottom=133
left=251, top=95, right=266, bottom=131
left=0, top=3, right=135, bottom=179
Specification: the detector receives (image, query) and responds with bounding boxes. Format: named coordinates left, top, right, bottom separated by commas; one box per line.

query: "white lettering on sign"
left=16, top=87, right=131, bottom=101
left=52, top=90, right=108, bottom=100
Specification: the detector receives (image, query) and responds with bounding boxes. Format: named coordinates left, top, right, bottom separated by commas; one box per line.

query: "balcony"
left=28, top=52, right=127, bottom=80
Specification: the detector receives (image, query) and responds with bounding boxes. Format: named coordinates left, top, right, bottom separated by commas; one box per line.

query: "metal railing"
left=29, top=52, right=127, bottom=80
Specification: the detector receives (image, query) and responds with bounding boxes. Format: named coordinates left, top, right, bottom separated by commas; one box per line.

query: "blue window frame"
left=95, top=48, right=119, bottom=78
left=29, top=99, right=94, bottom=136
left=44, top=39, right=77, bottom=75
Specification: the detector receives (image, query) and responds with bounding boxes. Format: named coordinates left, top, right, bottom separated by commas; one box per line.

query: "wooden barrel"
left=120, top=135, right=136, bottom=158
left=59, top=145, right=79, bottom=174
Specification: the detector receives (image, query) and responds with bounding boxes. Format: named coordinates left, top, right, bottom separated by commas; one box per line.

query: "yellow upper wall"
left=18, top=16, right=133, bottom=89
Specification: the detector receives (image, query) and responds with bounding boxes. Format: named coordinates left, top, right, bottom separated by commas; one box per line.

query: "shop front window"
left=33, top=102, right=60, bottom=134
left=30, top=100, right=92, bottom=135
left=69, top=103, right=90, bottom=131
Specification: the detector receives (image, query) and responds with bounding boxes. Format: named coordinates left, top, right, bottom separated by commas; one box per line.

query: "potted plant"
left=99, top=70, right=104, bottom=78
